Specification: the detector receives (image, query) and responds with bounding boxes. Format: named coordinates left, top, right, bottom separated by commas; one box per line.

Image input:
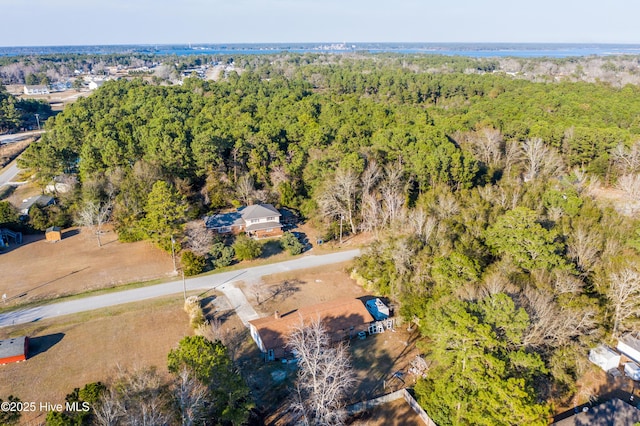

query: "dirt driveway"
left=0, top=226, right=173, bottom=306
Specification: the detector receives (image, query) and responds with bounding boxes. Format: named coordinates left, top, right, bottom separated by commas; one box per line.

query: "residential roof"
left=0, top=336, right=27, bottom=360
left=249, top=298, right=375, bottom=353
left=241, top=204, right=280, bottom=221
left=19, top=195, right=54, bottom=213
left=24, top=85, right=48, bottom=90
left=46, top=226, right=61, bottom=233
left=245, top=221, right=282, bottom=232
left=553, top=398, right=640, bottom=426
left=620, top=332, right=640, bottom=351
left=205, top=211, right=243, bottom=229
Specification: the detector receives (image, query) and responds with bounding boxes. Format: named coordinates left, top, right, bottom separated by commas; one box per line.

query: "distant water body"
left=2, top=43, right=640, bottom=58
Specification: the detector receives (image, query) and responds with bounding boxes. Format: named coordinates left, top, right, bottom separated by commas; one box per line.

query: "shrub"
left=233, top=234, right=262, bottom=261
left=181, top=250, right=206, bottom=276
left=210, top=242, right=235, bottom=268
left=281, top=231, right=304, bottom=255
left=184, top=296, right=206, bottom=328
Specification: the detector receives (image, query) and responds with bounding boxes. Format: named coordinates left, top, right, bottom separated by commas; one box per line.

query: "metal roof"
left=0, top=336, right=27, bottom=359
left=245, top=221, right=282, bottom=232
left=204, top=211, right=243, bottom=229
left=241, top=204, right=280, bottom=221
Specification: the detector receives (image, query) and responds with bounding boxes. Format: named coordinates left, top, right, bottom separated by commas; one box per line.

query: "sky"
left=0, top=0, right=638, bottom=46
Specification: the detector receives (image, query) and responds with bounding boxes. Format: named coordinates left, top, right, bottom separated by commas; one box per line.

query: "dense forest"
left=12, top=55, right=640, bottom=424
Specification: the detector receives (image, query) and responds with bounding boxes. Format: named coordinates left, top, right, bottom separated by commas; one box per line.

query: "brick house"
left=204, top=203, right=283, bottom=239
left=248, top=298, right=375, bottom=360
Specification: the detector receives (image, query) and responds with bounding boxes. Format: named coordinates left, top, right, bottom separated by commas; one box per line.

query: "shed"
left=589, top=345, right=621, bottom=372
left=625, top=362, right=640, bottom=381
left=0, top=336, right=29, bottom=365
left=45, top=226, right=62, bottom=242
left=618, top=333, right=640, bottom=364
left=365, top=298, right=390, bottom=321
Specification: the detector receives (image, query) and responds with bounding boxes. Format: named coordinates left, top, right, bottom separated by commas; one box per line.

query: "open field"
left=0, top=295, right=191, bottom=425
left=0, top=226, right=174, bottom=306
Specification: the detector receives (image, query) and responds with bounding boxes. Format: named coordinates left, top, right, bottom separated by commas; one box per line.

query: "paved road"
left=0, top=130, right=45, bottom=187
left=0, top=130, right=45, bottom=144
left=0, top=161, right=21, bottom=187
left=0, top=249, right=361, bottom=328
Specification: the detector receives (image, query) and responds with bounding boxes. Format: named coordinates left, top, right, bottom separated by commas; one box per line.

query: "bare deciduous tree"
left=76, top=199, right=113, bottom=247
left=468, top=127, right=504, bottom=168
left=93, top=388, right=124, bottom=426
left=607, top=267, right=640, bottom=338
left=359, top=161, right=382, bottom=232
left=567, top=224, right=603, bottom=273
left=318, top=168, right=359, bottom=235
left=175, top=367, right=208, bottom=426
left=407, top=207, right=437, bottom=243
left=380, top=164, right=405, bottom=226
left=287, top=319, right=355, bottom=426
left=611, top=142, right=640, bottom=174
left=521, top=138, right=564, bottom=181
left=183, top=220, right=214, bottom=256
left=521, top=287, right=598, bottom=348
left=616, top=174, right=640, bottom=201
left=236, top=174, right=256, bottom=206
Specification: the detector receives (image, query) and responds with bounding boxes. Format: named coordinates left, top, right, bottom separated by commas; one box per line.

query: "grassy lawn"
left=0, top=295, right=191, bottom=424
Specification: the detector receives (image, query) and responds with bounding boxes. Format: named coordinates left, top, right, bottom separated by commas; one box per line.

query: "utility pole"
left=182, top=269, right=187, bottom=301
left=339, top=214, right=344, bottom=245
left=34, top=113, right=40, bottom=130
left=171, top=235, right=177, bottom=274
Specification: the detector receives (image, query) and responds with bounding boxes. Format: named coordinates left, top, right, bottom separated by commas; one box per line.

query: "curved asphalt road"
left=0, top=249, right=361, bottom=328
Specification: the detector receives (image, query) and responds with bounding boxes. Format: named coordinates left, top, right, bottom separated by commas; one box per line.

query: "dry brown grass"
left=0, top=295, right=191, bottom=424
left=243, top=261, right=367, bottom=316
left=0, top=226, right=174, bottom=306
left=0, top=139, right=32, bottom=168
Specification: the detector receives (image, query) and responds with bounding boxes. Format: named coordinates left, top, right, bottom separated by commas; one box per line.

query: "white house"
left=23, top=85, right=49, bottom=95
left=88, top=80, right=105, bottom=90
left=617, top=333, right=640, bottom=364
left=589, top=345, right=621, bottom=372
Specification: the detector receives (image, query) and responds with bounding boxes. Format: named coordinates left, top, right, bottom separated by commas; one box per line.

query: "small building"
left=248, top=298, right=375, bottom=361
left=88, top=80, right=105, bottom=90
left=365, top=298, right=390, bottom=321
left=23, top=85, right=49, bottom=95
left=617, top=333, right=640, bottom=364
left=45, top=226, right=62, bottom=242
left=19, top=195, right=55, bottom=216
left=588, top=345, right=621, bottom=372
left=0, top=336, right=29, bottom=365
left=204, top=203, right=283, bottom=239
left=624, top=362, right=640, bottom=381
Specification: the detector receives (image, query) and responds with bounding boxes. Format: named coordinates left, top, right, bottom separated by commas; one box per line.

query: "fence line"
left=346, top=388, right=437, bottom=426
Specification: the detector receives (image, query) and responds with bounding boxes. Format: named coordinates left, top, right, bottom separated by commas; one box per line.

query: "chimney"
left=274, top=311, right=280, bottom=319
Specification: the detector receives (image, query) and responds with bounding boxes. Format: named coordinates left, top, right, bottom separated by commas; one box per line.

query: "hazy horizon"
left=1, top=0, right=638, bottom=46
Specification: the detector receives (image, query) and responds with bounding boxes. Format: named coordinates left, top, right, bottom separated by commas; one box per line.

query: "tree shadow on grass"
left=259, top=240, right=283, bottom=259
left=28, top=332, right=64, bottom=358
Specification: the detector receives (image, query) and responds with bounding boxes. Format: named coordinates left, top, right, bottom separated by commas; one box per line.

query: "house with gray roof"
left=205, top=203, right=283, bottom=239
left=553, top=398, right=640, bottom=425
left=19, top=195, right=55, bottom=216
